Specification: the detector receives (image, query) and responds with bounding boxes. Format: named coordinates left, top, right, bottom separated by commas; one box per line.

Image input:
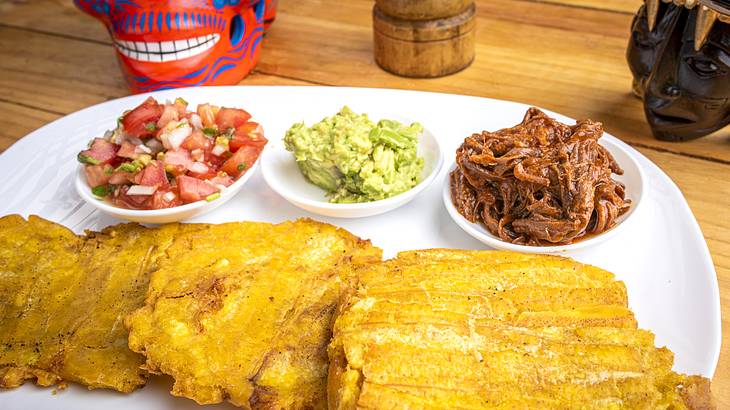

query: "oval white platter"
left=0, top=86, right=720, bottom=410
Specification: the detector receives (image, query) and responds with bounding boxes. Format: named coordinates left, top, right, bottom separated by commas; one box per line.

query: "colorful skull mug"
left=75, top=0, right=278, bottom=93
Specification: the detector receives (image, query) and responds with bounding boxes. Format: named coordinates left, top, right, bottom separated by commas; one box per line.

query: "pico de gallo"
left=78, top=97, right=267, bottom=210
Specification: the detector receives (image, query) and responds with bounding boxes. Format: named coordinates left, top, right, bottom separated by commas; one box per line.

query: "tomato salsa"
left=78, top=97, right=267, bottom=210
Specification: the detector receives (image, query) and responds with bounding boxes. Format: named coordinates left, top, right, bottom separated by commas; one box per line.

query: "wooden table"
left=0, top=0, right=727, bottom=405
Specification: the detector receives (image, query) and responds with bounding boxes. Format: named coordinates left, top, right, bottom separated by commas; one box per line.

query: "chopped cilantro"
left=103, top=166, right=113, bottom=175
left=237, top=163, right=247, bottom=172
left=203, top=127, right=218, bottom=137
left=116, top=162, right=140, bottom=173
left=91, top=185, right=110, bottom=197
left=144, top=122, right=157, bottom=132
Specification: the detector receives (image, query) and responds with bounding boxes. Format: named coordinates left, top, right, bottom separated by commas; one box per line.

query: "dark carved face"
left=627, top=2, right=678, bottom=96
left=627, top=5, right=730, bottom=141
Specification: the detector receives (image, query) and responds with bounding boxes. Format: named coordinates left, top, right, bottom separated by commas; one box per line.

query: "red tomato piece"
left=230, top=122, right=267, bottom=152
left=84, top=164, right=111, bottom=187
left=181, top=130, right=211, bottom=151
left=157, top=104, right=179, bottom=129
left=117, top=141, right=138, bottom=159
left=177, top=175, right=219, bottom=203
left=149, top=189, right=181, bottom=209
left=122, top=97, right=163, bottom=138
left=80, top=138, right=119, bottom=165
left=109, top=170, right=134, bottom=185
left=209, top=174, right=234, bottom=187
left=163, top=149, right=193, bottom=168
left=197, top=103, right=218, bottom=127
left=215, top=107, right=251, bottom=132
left=138, top=160, right=169, bottom=188
left=221, top=145, right=260, bottom=178
left=115, top=186, right=149, bottom=209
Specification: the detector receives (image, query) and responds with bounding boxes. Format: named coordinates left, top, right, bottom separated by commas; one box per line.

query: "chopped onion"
left=188, top=162, right=208, bottom=174
left=215, top=184, right=227, bottom=191
left=163, top=191, right=176, bottom=202
left=211, top=144, right=226, bottom=156
left=127, top=136, right=144, bottom=146
left=190, top=114, right=203, bottom=130
left=145, top=138, right=164, bottom=153
left=163, top=121, right=192, bottom=150
left=191, top=148, right=204, bottom=162
left=126, top=185, right=157, bottom=196
left=135, top=144, right=152, bottom=154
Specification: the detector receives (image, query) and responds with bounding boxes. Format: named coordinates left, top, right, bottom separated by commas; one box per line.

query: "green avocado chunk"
left=284, top=106, right=425, bottom=203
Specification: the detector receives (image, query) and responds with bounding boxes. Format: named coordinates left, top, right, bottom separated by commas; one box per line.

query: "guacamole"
left=284, top=106, right=425, bottom=203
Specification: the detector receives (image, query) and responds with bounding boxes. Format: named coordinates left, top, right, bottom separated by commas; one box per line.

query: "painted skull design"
left=75, top=0, right=277, bottom=93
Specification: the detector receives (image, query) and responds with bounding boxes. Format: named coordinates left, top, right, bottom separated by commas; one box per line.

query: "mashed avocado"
left=284, top=106, right=425, bottom=203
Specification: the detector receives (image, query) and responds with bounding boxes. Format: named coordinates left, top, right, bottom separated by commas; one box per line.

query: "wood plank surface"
left=0, top=0, right=728, bottom=407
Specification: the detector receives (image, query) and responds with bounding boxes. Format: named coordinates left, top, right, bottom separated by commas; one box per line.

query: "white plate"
left=261, top=114, right=444, bottom=218
left=0, top=86, right=720, bottom=410
left=442, top=135, right=647, bottom=254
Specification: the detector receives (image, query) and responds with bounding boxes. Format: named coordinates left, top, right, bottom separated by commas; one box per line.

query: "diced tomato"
left=206, top=153, right=226, bottom=169
left=181, top=129, right=211, bottom=151
left=138, top=160, right=169, bottom=188
left=215, top=107, right=251, bottom=132
left=230, top=122, right=267, bottom=152
left=173, top=98, right=188, bottom=117
left=188, top=168, right=217, bottom=180
left=197, top=103, right=218, bottom=127
left=84, top=164, right=111, bottom=187
left=117, top=141, right=138, bottom=159
left=157, top=105, right=179, bottom=129
left=109, top=170, right=134, bottom=185
left=177, top=175, right=219, bottom=203
left=163, top=149, right=193, bottom=168
left=114, top=186, right=149, bottom=209
left=80, top=138, right=119, bottom=165
left=209, top=174, right=234, bottom=187
left=221, top=145, right=260, bottom=178
left=122, top=97, right=163, bottom=138
left=149, top=189, right=181, bottom=209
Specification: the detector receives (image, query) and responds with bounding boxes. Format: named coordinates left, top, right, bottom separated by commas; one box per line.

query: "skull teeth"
left=114, top=34, right=220, bottom=63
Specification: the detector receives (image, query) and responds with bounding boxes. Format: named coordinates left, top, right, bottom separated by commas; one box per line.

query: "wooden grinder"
left=373, top=0, right=476, bottom=78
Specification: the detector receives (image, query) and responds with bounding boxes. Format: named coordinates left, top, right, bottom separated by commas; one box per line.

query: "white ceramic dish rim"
left=441, top=137, right=647, bottom=254
left=74, top=149, right=260, bottom=217
left=261, top=123, right=445, bottom=212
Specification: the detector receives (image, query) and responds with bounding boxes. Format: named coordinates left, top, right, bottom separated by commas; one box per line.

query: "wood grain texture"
left=0, top=0, right=727, bottom=406
left=373, top=4, right=476, bottom=77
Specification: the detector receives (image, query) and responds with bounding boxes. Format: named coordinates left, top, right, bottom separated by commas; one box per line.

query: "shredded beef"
left=450, top=107, right=630, bottom=246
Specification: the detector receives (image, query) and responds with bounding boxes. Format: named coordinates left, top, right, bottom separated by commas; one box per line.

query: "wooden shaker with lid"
left=373, top=0, right=476, bottom=78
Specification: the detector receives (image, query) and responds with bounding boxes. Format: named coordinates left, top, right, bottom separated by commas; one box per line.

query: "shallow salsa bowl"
left=262, top=115, right=443, bottom=218
left=75, top=158, right=260, bottom=224
left=442, top=136, right=646, bottom=254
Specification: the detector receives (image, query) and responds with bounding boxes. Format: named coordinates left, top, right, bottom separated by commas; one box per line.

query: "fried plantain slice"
left=126, top=219, right=381, bottom=409
left=0, top=215, right=194, bottom=392
left=329, top=249, right=715, bottom=410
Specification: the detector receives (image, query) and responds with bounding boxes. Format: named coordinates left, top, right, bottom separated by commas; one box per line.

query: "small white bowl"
left=262, top=120, right=444, bottom=218
left=75, top=158, right=260, bottom=224
left=442, top=137, right=646, bottom=254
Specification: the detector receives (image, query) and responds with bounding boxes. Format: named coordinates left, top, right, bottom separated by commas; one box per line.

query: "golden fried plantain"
left=329, top=249, right=714, bottom=409
left=0, top=215, right=194, bottom=392
left=126, top=219, right=381, bottom=409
